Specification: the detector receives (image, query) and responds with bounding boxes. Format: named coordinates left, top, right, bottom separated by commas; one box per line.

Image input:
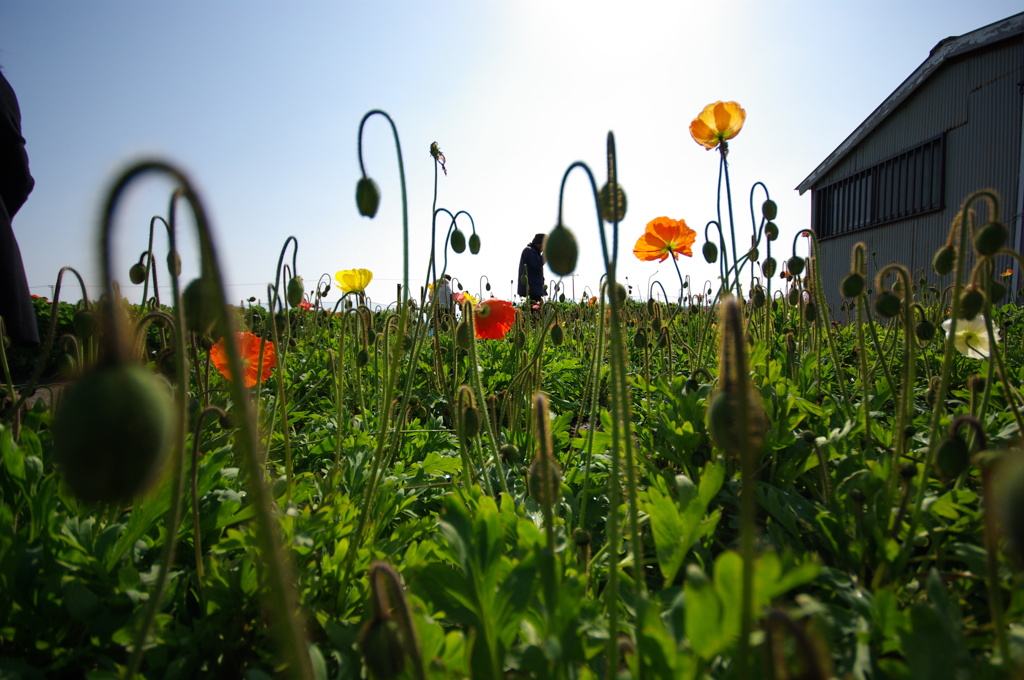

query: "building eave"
left=796, top=11, right=1024, bottom=195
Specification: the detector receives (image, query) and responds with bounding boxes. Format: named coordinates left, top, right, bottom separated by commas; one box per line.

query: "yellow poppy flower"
left=335, top=268, right=373, bottom=294
left=689, top=101, right=746, bottom=150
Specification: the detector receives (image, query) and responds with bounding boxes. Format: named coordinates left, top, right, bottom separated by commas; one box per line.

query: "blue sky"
left=2, top=1, right=1021, bottom=307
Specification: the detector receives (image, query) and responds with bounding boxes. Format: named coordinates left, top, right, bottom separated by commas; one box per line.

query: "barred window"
left=813, top=135, right=944, bottom=239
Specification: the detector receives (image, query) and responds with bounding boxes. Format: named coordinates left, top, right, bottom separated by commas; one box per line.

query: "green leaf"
left=684, top=564, right=727, bottom=660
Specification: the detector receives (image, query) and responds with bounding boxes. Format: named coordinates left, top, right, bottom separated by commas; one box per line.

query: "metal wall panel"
left=812, top=37, right=1023, bottom=317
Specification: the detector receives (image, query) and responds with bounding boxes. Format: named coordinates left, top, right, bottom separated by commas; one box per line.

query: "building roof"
left=796, top=11, right=1024, bottom=195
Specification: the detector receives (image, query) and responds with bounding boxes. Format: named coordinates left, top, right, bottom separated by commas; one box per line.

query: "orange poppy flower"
left=689, top=101, right=746, bottom=150
left=474, top=299, right=517, bottom=340
left=1000, top=268, right=1013, bottom=277
left=634, top=217, right=697, bottom=262
left=210, top=331, right=276, bottom=387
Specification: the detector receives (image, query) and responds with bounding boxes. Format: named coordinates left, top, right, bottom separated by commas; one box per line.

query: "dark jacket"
left=517, top=243, right=544, bottom=300
left=0, top=71, right=39, bottom=346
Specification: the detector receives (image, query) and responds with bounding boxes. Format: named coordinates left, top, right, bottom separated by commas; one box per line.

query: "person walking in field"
left=517, top=233, right=545, bottom=305
left=0, top=69, right=38, bottom=347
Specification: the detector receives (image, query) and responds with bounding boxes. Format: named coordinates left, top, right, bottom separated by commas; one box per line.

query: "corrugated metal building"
left=797, top=12, right=1024, bottom=317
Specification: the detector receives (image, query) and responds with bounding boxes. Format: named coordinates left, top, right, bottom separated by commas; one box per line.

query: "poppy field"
left=2, top=104, right=1024, bottom=679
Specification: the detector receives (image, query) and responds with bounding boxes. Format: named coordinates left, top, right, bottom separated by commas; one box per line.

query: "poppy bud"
left=804, top=301, right=817, bottom=323
left=959, top=286, right=984, bottom=320
left=450, top=229, right=467, bottom=254
left=53, top=362, right=174, bottom=504
left=762, top=257, right=777, bottom=279
left=129, top=263, right=147, bottom=285
left=765, top=222, right=779, bottom=241
left=528, top=453, right=562, bottom=510
left=545, top=224, right=578, bottom=276
left=706, top=391, right=735, bottom=451
left=651, top=317, right=661, bottom=333
left=73, top=310, right=99, bottom=339
left=974, top=221, right=1007, bottom=256
left=401, top=334, right=413, bottom=351
left=752, top=287, right=766, bottom=308
left=167, top=251, right=181, bottom=277
left=286, top=276, right=304, bottom=308
left=608, top=283, right=627, bottom=304
left=900, top=462, right=918, bottom=479
left=468, top=232, right=481, bottom=255
left=356, top=348, right=370, bottom=367
left=915, top=320, right=936, bottom=342
left=599, top=182, right=627, bottom=223
left=514, top=330, right=526, bottom=349
left=702, top=241, right=718, bottom=264
left=932, top=244, right=956, bottom=276
left=459, top=406, right=480, bottom=442
left=58, top=352, right=77, bottom=379
left=573, top=528, right=591, bottom=546
left=455, top=321, right=473, bottom=350
left=787, top=256, right=805, bottom=277
left=367, top=328, right=377, bottom=345
left=500, top=444, right=522, bottom=465
left=935, top=436, right=969, bottom=482
left=359, top=618, right=406, bottom=680
left=632, top=329, right=647, bottom=348
left=996, top=459, right=1024, bottom=564
left=657, top=328, right=669, bottom=348
left=356, top=177, right=381, bottom=218
left=550, top=323, right=564, bottom=346
left=182, top=278, right=220, bottom=336
left=199, top=335, right=215, bottom=351
left=840, top=273, right=865, bottom=298
left=762, top=199, right=778, bottom=221
left=787, top=288, right=800, bottom=307
left=684, top=378, right=699, bottom=393
left=874, top=291, right=901, bottom=318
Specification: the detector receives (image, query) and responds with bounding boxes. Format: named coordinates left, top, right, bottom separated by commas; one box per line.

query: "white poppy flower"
left=941, top=316, right=1000, bottom=359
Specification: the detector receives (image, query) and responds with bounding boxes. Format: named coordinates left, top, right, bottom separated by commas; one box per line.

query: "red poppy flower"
left=474, top=299, right=516, bottom=340
left=298, top=299, right=313, bottom=311
left=210, top=331, right=276, bottom=387
left=634, top=217, right=697, bottom=262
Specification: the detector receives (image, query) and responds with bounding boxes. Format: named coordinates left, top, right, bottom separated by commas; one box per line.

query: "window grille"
left=813, top=135, right=944, bottom=239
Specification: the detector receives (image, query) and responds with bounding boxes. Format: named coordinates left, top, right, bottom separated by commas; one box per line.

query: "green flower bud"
left=762, top=199, right=778, bottom=221
left=599, top=182, right=627, bottom=223
left=545, top=224, right=578, bottom=276
left=356, top=177, right=381, bottom=218
left=874, top=291, right=901, bottom=318
left=915, top=320, right=936, bottom=342
left=550, top=323, right=564, bottom=345
left=702, top=241, right=718, bottom=264
left=932, top=244, right=956, bottom=276
left=468, top=232, right=481, bottom=255
left=183, top=278, right=219, bottom=335
left=450, top=229, right=466, bottom=254
left=455, top=321, right=473, bottom=350
left=73, top=310, right=99, bottom=339
left=129, top=263, right=147, bottom=285
left=632, top=329, right=648, bottom=348
left=286, top=276, right=304, bottom=308
left=53, top=362, right=173, bottom=504
left=499, top=444, right=522, bottom=465
left=787, top=256, right=805, bottom=277
left=752, top=286, right=766, bottom=308
left=959, top=286, right=984, bottom=320
left=804, top=301, right=816, bottom=323
left=747, top=247, right=759, bottom=262
left=761, top=257, right=777, bottom=279
left=167, top=251, right=181, bottom=277
left=359, top=618, right=406, bottom=680
left=765, top=221, right=779, bottom=241
left=974, top=221, right=1007, bottom=256
left=990, top=279, right=1007, bottom=303
left=840, top=273, right=865, bottom=298
left=356, top=348, right=370, bottom=367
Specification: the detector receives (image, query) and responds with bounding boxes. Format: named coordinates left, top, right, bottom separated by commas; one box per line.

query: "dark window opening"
left=813, top=135, right=945, bottom=239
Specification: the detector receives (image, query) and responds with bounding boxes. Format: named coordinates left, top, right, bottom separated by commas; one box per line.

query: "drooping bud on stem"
left=528, top=392, right=562, bottom=512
